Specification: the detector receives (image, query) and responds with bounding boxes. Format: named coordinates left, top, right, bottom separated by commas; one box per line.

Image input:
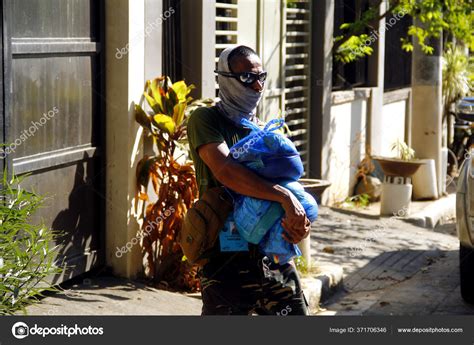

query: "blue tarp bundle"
left=230, top=118, right=304, bottom=181
left=230, top=118, right=318, bottom=264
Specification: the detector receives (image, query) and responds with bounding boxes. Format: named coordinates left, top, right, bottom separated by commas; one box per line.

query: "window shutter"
left=285, top=0, right=311, bottom=174
left=215, top=0, right=239, bottom=96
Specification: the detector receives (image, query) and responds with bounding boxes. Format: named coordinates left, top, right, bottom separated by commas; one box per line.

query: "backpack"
left=178, top=186, right=233, bottom=266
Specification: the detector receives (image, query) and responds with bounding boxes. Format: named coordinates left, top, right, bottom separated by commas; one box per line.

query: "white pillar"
left=104, top=0, right=163, bottom=278
left=411, top=24, right=443, bottom=198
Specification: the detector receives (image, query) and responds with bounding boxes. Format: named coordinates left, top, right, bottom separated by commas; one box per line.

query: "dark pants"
left=200, top=246, right=309, bottom=315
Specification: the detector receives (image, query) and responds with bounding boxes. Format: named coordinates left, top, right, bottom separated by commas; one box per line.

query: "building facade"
left=1, top=0, right=442, bottom=280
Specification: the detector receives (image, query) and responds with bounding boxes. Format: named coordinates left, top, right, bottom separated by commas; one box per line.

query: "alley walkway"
left=313, top=207, right=474, bottom=315
left=25, top=275, right=202, bottom=316
left=23, top=205, right=474, bottom=316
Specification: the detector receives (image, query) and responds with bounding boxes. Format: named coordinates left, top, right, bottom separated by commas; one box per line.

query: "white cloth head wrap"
left=216, top=46, right=263, bottom=127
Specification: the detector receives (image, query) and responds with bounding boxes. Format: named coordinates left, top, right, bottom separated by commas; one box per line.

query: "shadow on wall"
left=46, top=152, right=104, bottom=284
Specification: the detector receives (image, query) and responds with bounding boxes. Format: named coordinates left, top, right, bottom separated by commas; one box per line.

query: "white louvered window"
left=285, top=0, right=311, bottom=174
left=212, top=0, right=311, bottom=175
left=215, top=0, right=239, bottom=97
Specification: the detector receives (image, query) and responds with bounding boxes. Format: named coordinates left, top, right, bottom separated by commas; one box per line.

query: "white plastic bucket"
left=412, top=158, right=438, bottom=200
left=380, top=176, right=412, bottom=216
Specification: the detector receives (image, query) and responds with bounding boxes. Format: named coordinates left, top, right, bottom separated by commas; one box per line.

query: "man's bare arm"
left=198, top=141, right=310, bottom=243
left=198, top=142, right=290, bottom=203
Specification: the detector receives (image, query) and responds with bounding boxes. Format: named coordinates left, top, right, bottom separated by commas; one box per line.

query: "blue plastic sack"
left=281, top=181, right=319, bottom=222
left=230, top=118, right=304, bottom=181
left=258, top=181, right=318, bottom=264
left=233, top=181, right=318, bottom=263
left=233, top=197, right=284, bottom=244
left=259, top=223, right=302, bottom=264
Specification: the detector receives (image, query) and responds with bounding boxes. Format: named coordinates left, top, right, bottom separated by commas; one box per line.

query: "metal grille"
left=163, top=0, right=182, bottom=81
left=384, top=13, right=412, bottom=90
left=332, top=0, right=369, bottom=90
left=285, top=0, right=311, bottom=174
left=215, top=0, right=238, bottom=96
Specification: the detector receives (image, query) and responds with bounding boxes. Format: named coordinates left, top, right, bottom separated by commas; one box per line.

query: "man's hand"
left=280, top=193, right=311, bottom=244
left=198, top=141, right=312, bottom=244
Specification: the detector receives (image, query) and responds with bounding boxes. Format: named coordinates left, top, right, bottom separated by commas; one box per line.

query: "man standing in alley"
left=187, top=45, right=311, bottom=315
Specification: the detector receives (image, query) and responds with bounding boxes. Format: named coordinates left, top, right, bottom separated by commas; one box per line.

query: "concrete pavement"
left=24, top=275, right=202, bottom=316
left=23, top=196, right=467, bottom=316
left=312, top=207, right=474, bottom=315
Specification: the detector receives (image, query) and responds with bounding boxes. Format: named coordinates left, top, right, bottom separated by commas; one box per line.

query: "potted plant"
left=372, top=140, right=432, bottom=214
left=372, top=140, right=424, bottom=178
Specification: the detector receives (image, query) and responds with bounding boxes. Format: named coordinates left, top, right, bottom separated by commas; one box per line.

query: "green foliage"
left=286, top=0, right=305, bottom=8
left=335, top=34, right=375, bottom=63
left=135, top=77, right=201, bottom=291
left=294, top=256, right=322, bottom=277
left=470, top=56, right=474, bottom=85
left=0, top=172, right=63, bottom=315
left=294, top=255, right=309, bottom=275
left=442, top=44, right=473, bottom=109
left=335, top=0, right=474, bottom=63
left=391, top=139, right=416, bottom=161
left=342, top=193, right=371, bottom=209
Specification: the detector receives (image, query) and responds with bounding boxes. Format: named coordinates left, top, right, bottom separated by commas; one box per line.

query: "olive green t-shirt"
left=187, top=106, right=250, bottom=197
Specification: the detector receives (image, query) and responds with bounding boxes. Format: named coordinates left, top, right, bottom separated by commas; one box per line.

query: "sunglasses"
left=214, top=70, right=267, bottom=87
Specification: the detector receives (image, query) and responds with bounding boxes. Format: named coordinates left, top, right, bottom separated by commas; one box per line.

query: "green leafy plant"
left=294, top=255, right=309, bottom=275
left=335, top=0, right=474, bottom=63
left=469, top=56, right=474, bottom=85
left=0, top=172, right=63, bottom=315
left=286, top=0, right=304, bottom=8
left=443, top=44, right=472, bottom=110
left=135, top=76, right=209, bottom=291
left=341, top=193, right=371, bottom=209
left=442, top=43, right=473, bottom=146
left=294, top=256, right=322, bottom=277
left=335, top=33, right=375, bottom=64
left=391, top=139, right=416, bottom=161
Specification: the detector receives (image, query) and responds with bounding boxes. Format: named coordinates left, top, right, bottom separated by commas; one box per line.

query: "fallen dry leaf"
left=323, top=246, right=335, bottom=254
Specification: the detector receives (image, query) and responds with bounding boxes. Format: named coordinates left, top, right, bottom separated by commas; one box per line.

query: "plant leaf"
left=153, top=114, right=176, bottom=134
left=144, top=92, right=161, bottom=113
left=135, top=104, right=152, bottom=132
left=172, top=103, right=186, bottom=126
left=136, top=156, right=156, bottom=188
left=171, top=81, right=188, bottom=103
left=150, top=78, right=165, bottom=113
